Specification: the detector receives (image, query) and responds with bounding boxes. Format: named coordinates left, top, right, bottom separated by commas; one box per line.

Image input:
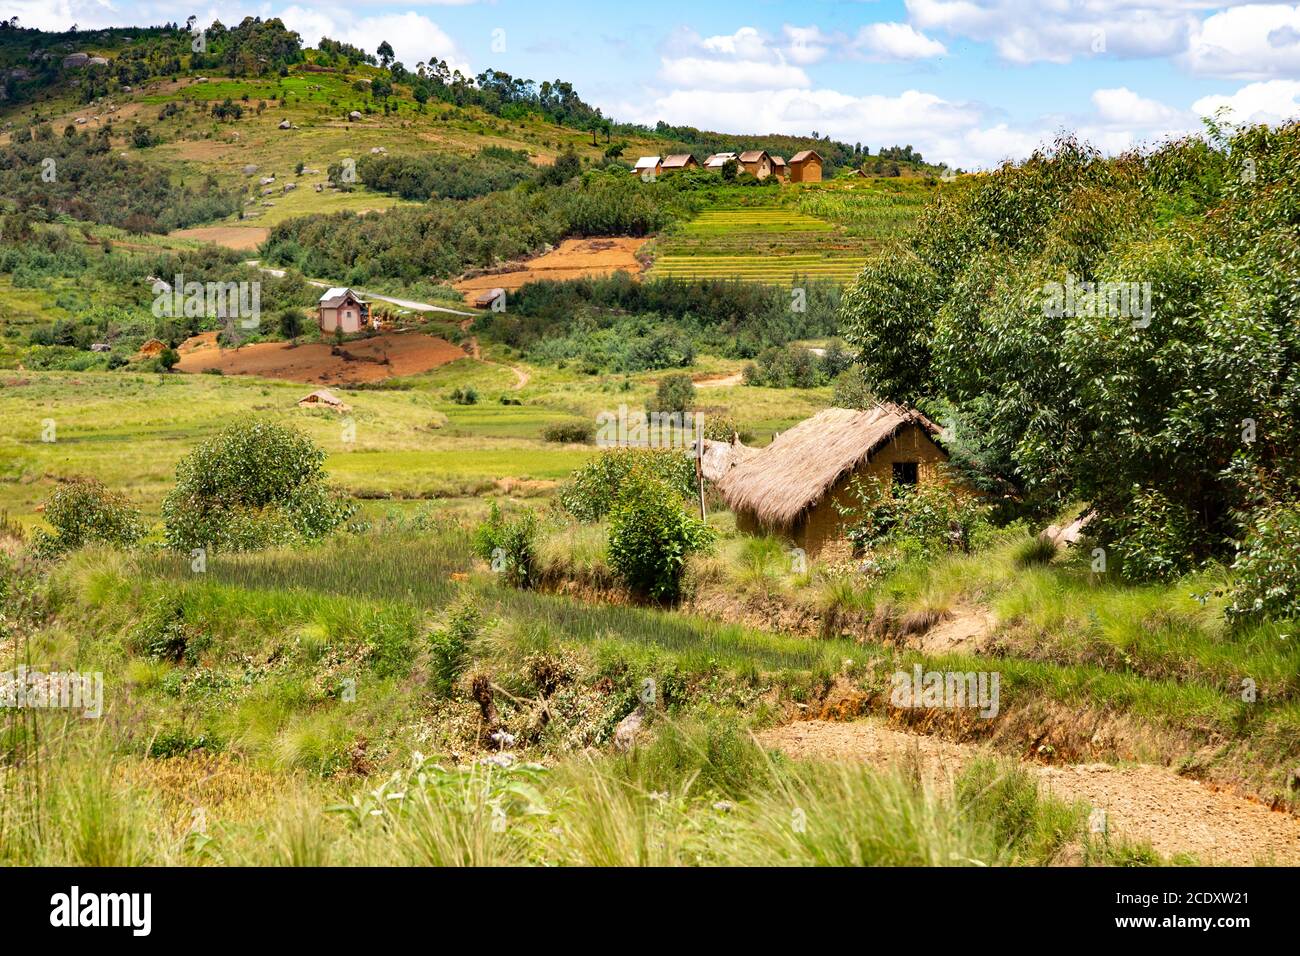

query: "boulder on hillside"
left=348, top=110, right=362, bottom=121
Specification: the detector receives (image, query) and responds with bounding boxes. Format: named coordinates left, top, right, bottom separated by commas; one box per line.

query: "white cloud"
left=906, top=0, right=1199, bottom=64
left=658, top=26, right=811, bottom=90
left=1185, top=4, right=1300, bottom=78
left=783, top=24, right=835, bottom=65
left=1091, top=87, right=1187, bottom=125
left=1193, top=77, right=1300, bottom=121
left=659, top=56, right=810, bottom=89
left=852, top=22, right=948, bottom=61
left=275, top=7, right=470, bottom=75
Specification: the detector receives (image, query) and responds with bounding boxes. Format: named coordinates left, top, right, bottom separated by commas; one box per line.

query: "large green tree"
left=839, top=125, right=1300, bottom=582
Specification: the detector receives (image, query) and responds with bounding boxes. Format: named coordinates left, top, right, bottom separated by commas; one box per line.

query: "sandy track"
left=694, top=371, right=745, bottom=389
left=759, top=719, right=1300, bottom=866
left=176, top=330, right=467, bottom=384
left=454, top=237, right=647, bottom=297
left=171, top=226, right=270, bottom=251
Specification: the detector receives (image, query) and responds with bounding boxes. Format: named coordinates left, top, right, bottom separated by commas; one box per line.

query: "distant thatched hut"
left=697, top=436, right=757, bottom=483
left=297, top=388, right=351, bottom=412
left=718, top=404, right=956, bottom=554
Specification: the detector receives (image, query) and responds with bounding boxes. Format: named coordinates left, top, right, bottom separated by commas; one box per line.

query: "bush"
left=1013, top=535, right=1058, bottom=568
left=161, top=421, right=355, bottom=553
left=542, top=419, right=596, bottom=444
left=278, top=308, right=304, bottom=339
left=1226, top=501, right=1300, bottom=625
left=651, top=372, right=696, bottom=415
left=831, top=366, right=875, bottom=409
left=472, top=503, right=538, bottom=589
left=559, top=449, right=696, bottom=522
left=838, top=475, right=987, bottom=557
left=449, top=386, right=478, bottom=405
left=429, top=599, right=484, bottom=696
left=702, top=415, right=752, bottom=443
left=33, top=477, right=145, bottom=556
left=1091, top=487, right=1200, bottom=582
left=606, top=471, right=714, bottom=601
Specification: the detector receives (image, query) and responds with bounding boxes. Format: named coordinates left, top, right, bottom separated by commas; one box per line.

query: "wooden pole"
left=695, top=415, right=706, bottom=524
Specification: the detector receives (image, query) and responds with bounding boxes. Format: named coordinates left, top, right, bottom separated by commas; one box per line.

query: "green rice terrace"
left=650, top=181, right=947, bottom=284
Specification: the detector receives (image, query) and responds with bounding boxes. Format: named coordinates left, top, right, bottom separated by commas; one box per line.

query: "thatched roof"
left=718, top=404, right=942, bottom=526
left=697, top=437, right=757, bottom=483
left=297, top=388, right=350, bottom=412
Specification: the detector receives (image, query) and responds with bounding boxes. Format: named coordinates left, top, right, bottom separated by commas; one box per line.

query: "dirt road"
left=759, top=719, right=1300, bottom=865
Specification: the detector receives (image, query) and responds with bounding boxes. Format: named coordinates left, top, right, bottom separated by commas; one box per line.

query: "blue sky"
left=11, top=1, right=1300, bottom=167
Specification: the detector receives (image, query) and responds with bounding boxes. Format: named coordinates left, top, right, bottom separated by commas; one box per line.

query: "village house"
left=716, top=404, right=963, bottom=554
left=738, top=150, right=772, bottom=179
left=770, top=155, right=788, bottom=181
left=703, top=152, right=737, bottom=171
left=317, top=288, right=369, bottom=334
left=660, top=154, right=699, bottom=173
left=788, top=149, right=824, bottom=183
left=633, top=156, right=663, bottom=178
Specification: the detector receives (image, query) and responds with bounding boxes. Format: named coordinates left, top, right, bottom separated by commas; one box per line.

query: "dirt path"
left=694, top=371, right=745, bottom=389
left=759, top=719, right=1300, bottom=866
left=457, top=319, right=528, bottom=389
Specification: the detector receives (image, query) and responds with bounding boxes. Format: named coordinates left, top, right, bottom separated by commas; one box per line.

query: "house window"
left=892, top=462, right=919, bottom=488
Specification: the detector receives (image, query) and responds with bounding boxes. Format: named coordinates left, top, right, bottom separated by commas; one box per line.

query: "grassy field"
left=648, top=180, right=947, bottom=285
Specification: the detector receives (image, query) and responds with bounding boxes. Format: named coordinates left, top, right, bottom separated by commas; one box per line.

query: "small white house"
left=317, top=288, right=369, bottom=334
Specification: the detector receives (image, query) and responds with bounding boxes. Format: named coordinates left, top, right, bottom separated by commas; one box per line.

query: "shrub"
left=472, top=503, right=538, bottom=588
left=606, top=471, right=714, bottom=601
left=429, top=599, right=484, bottom=696
left=652, top=372, right=695, bottom=415
left=702, top=415, right=752, bottom=444
left=559, top=449, right=696, bottom=522
left=449, top=386, right=478, bottom=405
left=33, top=477, right=145, bottom=556
left=1013, top=535, right=1059, bottom=568
left=277, top=308, right=304, bottom=339
left=1091, top=487, right=1200, bottom=582
left=542, top=419, right=595, bottom=444
left=161, top=421, right=355, bottom=553
left=838, top=475, right=988, bottom=557
left=831, top=366, right=875, bottom=410
left=1226, top=501, right=1300, bottom=625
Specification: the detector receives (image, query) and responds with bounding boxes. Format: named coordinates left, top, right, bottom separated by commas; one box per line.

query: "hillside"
left=2, top=16, right=1299, bottom=884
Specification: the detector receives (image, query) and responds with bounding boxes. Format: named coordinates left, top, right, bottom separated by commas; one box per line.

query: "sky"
left=8, top=1, right=1300, bottom=168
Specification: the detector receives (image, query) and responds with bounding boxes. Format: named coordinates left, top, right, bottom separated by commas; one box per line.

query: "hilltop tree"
left=377, top=40, right=394, bottom=69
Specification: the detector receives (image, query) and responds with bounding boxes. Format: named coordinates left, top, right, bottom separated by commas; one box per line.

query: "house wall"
left=734, top=423, right=955, bottom=555
left=742, top=157, right=771, bottom=179
left=791, top=159, right=823, bottom=183
left=318, top=300, right=363, bottom=334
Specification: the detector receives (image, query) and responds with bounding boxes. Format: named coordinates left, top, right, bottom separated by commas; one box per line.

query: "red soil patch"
left=170, top=226, right=270, bottom=251
left=175, top=331, right=467, bottom=384
left=454, top=237, right=647, bottom=299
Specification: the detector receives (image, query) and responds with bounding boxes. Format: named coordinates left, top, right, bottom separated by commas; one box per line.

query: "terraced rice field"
left=651, top=205, right=868, bottom=284
left=652, top=253, right=867, bottom=283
